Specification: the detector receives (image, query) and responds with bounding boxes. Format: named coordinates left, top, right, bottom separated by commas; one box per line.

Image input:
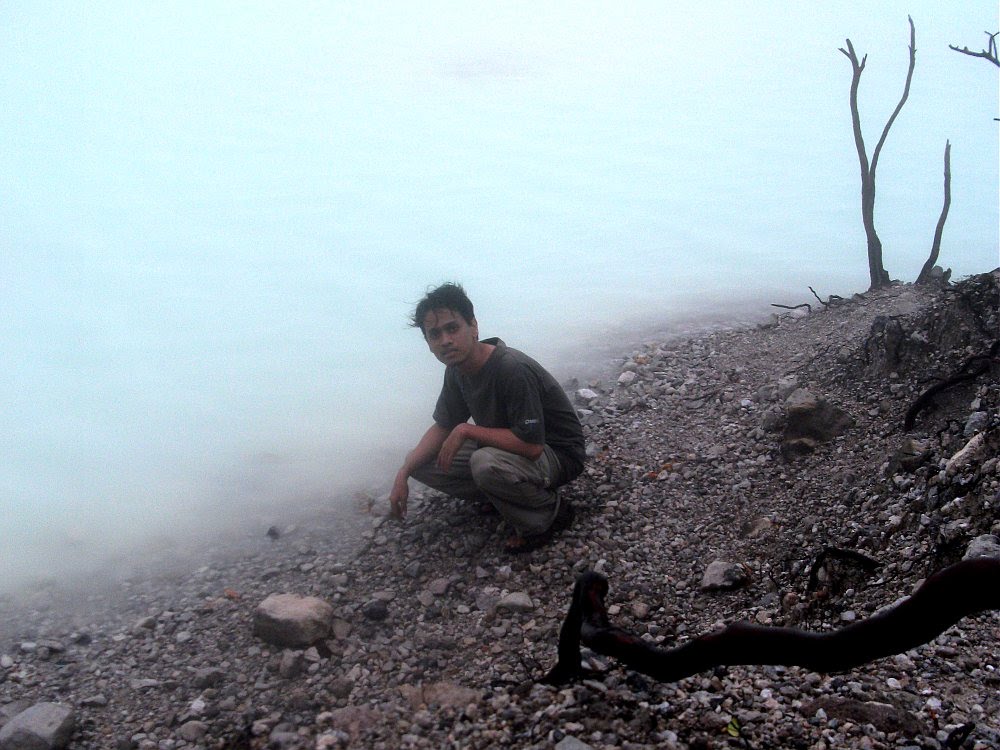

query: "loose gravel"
left=2, top=273, right=998, bottom=750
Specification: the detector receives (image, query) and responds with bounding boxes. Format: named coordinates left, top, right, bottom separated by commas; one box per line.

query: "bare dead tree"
left=950, top=31, right=1000, bottom=67
left=916, top=141, right=952, bottom=285
left=840, top=17, right=917, bottom=290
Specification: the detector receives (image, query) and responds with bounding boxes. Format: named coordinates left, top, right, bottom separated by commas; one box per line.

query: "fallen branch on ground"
left=809, top=287, right=828, bottom=308
left=904, top=341, right=999, bottom=429
left=806, top=546, right=881, bottom=593
left=771, top=302, right=811, bottom=313
left=808, top=287, right=845, bottom=308
left=542, top=558, right=1000, bottom=686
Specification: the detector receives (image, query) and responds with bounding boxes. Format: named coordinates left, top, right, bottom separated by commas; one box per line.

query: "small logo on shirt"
left=523, top=418, right=539, bottom=426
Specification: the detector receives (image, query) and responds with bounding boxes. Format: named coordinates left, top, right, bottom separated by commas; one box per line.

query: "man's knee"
left=469, top=446, right=502, bottom=484
left=471, top=446, right=529, bottom=491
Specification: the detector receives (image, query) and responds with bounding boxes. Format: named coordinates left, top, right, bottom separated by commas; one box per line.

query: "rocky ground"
left=2, top=272, right=998, bottom=750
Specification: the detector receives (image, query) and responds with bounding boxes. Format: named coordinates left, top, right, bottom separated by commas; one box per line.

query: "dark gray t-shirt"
left=432, top=338, right=585, bottom=484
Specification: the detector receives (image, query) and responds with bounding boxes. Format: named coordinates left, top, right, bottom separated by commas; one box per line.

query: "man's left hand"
left=437, top=424, right=468, bottom=473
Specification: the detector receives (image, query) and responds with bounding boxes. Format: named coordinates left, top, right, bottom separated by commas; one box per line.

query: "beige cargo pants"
left=411, top=440, right=562, bottom=538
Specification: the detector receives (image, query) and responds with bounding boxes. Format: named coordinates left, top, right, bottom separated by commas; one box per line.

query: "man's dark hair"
left=411, top=282, right=475, bottom=333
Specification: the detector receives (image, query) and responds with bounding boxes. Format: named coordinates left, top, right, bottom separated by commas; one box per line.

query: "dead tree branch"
left=904, top=340, right=1000, bottom=429
left=917, top=141, right=952, bottom=285
left=870, top=17, right=917, bottom=176
left=806, top=546, right=881, bottom=593
left=542, top=558, right=1000, bottom=686
left=950, top=31, right=1000, bottom=67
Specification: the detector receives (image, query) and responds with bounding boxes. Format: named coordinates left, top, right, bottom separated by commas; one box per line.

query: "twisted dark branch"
left=808, top=287, right=829, bottom=308
left=806, top=546, right=880, bottom=592
left=904, top=341, right=1000, bottom=429
left=542, top=558, right=1000, bottom=685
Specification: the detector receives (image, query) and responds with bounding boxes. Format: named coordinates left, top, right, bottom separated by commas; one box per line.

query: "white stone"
left=946, top=432, right=985, bottom=475
left=496, top=592, right=534, bottom=612
left=617, top=371, right=637, bottom=386
left=253, top=593, right=334, bottom=648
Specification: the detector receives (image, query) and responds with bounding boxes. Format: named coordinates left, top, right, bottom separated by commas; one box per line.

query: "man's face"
left=422, top=308, right=479, bottom=368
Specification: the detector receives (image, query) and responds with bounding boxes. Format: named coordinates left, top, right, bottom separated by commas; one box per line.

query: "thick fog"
left=2, top=1, right=997, bottom=594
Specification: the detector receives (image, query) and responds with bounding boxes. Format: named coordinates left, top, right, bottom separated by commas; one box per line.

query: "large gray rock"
left=253, top=594, right=334, bottom=647
left=617, top=370, right=637, bottom=386
left=963, top=410, right=989, bottom=436
left=802, top=697, right=923, bottom=736
left=783, top=389, right=854, bottom=445
left=700, top=560, right=750, bottom=591
left=0, top=702, right=75, bottom=750
left=964, top=534, right=1000, bottom=560
left=496, top=591, right=534, bottom=612
left=946, top=432, right=985, bottom=475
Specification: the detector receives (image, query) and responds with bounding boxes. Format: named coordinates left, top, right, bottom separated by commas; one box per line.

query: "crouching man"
left=390, top=283, right=585, bottom=552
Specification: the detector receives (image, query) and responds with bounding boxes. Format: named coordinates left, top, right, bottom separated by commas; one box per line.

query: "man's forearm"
left=455, top=423, right=544, bottom=460
left=398, top=423, right=450, bottom=479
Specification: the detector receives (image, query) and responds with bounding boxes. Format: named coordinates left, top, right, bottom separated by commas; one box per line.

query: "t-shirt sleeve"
left=504, top=368, right=545, bottom=445
left=432, top=370, right=470, bottom=428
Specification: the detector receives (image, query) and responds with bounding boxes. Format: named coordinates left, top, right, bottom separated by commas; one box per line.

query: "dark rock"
left=863, top=316, right=908, bottom=375
left=781, top=436, right=817, bottom=459
left=783, top=389, right=854, bottom=443
left=890, top=437, right=930, bottom=473
left=361, top=599, right=389, bottom=621
left=192, top=667, right=226, bottom=689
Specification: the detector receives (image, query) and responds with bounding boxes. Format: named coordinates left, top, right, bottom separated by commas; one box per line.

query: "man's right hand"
left=390, top=424, right=448, bottom=520
left=389, top=474, right=409, bottom=520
